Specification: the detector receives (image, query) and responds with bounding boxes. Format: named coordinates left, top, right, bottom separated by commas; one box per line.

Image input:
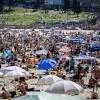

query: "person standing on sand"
left=69, top=57, right=75, bottom=73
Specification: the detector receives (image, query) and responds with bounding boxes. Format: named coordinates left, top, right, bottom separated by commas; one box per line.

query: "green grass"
left=0, top=7, right=89, bottom=25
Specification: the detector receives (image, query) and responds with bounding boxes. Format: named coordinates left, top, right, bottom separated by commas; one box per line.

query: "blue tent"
left=38, top=59, right=57, bottom=70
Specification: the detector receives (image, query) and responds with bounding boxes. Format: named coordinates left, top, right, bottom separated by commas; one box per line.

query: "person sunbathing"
left=17, top=81, right=26, bottom=96
left=0, top=87, right=11, bottom=99
left=91, top=91, right=99, bottom=99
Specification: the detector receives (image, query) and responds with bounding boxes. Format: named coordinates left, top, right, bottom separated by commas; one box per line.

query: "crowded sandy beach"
left=0, top=28, right=100, bottom=100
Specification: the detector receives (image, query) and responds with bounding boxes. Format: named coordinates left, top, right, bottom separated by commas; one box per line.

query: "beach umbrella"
left=56, top=42, right=67, bottom=46
left=0, top=66, right=29, bottom=74
left=70, top=37, right=84, bottom=41
left=46, top=80, right=83, bottom=95
left=58, top=47, right=70, bottom=52
left=3, top=50, right=13, bottom=58
left=35, top=49, right=48, bottom=55
left=65, top=36, right=71, bottom=40
left=93, top=35, right=100, bottom=40
left=60, top=56, right=70, bottom=61
left=90, top=42, right=100, bottom=47
left=0, top=72, right=3, bottom=77
left=71, top=37, right=87, bottom=44
left=89, top=42, right=100, bottom=52
left=70, top=37, right=87, bottom=44
left=16, top=92, right=86, bottom=100
left=79, top=51, right=87, bottom=56
left=38, top=59, right=57, bottom=70
left=74, top=56, right=96, bottom=61
left=37, top=75, right=63, bottom=85
left=79, top=40, right=88, bottom=45
left=3, top=70, right=28, bottom=77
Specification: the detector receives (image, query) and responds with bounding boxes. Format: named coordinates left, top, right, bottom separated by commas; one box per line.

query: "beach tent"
left=46, top=80, right=83, bottom=95
left=37, top=75, right=63, bottom=85
left=38, top=59, right=57, bottom=70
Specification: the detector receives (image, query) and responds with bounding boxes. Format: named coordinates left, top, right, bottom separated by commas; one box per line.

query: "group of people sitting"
left=0, top=77, right=28, bottom=99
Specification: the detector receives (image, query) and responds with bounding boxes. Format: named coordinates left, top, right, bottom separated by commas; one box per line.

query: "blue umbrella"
left=79, top=51, right=87, bottom=56
left=89, top=42, right=100, bottom=52
left=3, top=50, right=13, bottom=58
left=79, top=40, right=88, bottom=45
left=38, top=59, right=57, bottom=70
left=93, top=35, right=100, bottom=40
left=71, top=37, right=87, bottom=45
left=71, top=37, right=85, bottom=43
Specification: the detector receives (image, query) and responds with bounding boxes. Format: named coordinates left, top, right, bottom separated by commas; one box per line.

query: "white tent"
left=46, top=80, right=83, bottom=95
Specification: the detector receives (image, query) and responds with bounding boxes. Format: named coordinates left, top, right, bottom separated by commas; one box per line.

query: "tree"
left=8, top=0, right=13, bottom=10
left=0, top=0, right=4, bottom=12
left=36, top=0, right=41, bottom=9
left=63, top=0, right=70, bottom=11
left=72, top=0, right=81, bottom=16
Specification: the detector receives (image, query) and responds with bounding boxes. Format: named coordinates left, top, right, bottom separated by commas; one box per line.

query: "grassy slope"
left=0, top=7, right=89, bottom=25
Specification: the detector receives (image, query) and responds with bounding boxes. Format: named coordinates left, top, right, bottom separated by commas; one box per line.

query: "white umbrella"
left=4, top=70, right=29, bottom=77
left=16, top=92, right=86, bottom=100
left=0, top=72, right=3, bottom=77
left=46, top=80, right=83, bottom=95
left=74, top=56, right=96, bottom=60
left=35, top=49, right=48, bottom=55
left=37, top=75, right=63, bottom=85
left=0, top=66, right=28, bottom=74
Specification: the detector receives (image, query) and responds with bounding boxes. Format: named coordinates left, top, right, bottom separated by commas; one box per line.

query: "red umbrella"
left=60, top=56, right=70, bottom=61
